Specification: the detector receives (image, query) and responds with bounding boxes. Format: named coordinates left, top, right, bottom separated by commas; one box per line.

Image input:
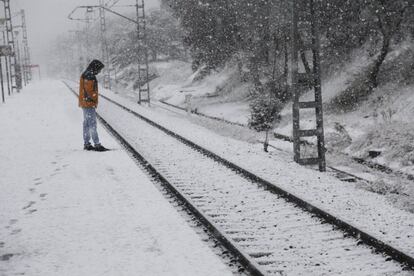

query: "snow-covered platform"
left=0, top=81, right=232, bottom=276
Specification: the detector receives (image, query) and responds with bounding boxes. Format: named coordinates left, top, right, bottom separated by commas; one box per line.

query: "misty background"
left=14, top=0, right=160, bottom=76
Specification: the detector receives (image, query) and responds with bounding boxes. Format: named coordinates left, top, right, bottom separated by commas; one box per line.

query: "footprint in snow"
left=106, top=167, right=115, bottom=176
left=25, top=209, right=37, bottom=215
left=1, top=253, right=14, bottom=261
left=39, top=193, right=47, bottom=200
left=10, top=229, right=21, bottom=235
left=54, top=154, right=63, bottom=161
left=22, top=201, right=35, bottom=210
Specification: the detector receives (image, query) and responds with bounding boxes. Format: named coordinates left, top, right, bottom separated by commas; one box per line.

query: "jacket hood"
left=86, top=59, right=105, bottom=75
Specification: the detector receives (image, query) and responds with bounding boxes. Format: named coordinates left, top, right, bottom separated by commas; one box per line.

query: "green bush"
left=249, top=86, right=284, bottom=131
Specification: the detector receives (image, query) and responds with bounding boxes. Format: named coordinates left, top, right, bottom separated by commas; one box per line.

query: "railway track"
left=156, top=99, right=414, bottom=184
left=64, top=82, right=413, bottom=275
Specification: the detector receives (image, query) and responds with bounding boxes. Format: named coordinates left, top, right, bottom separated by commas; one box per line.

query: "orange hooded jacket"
left=78, top=75, right=99, bottom=108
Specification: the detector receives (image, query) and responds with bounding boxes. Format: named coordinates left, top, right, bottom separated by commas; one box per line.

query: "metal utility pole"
left=11, top=10, right=31, bottom=88
left=136, top=0, right=150, bottom=104
left=2, top=30, right=11, bottom=96
left=68, top=2, right=151, bottom=104
left=99, top=0, right=111, bottom=89
left=0, top=51, right=3, bottom=102
left=291, top=0, right=326, bottom=172
left=2, top=0, right=20, bottom=92
left=21, top=9, right=31, bottom=83
left=14, top=30, right=22, bottom=89
left=15, top=29, right=26, bottom=86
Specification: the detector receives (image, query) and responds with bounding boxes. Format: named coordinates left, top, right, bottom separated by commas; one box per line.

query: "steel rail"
left=156, top=99, right=414, bottom=183
left=159, top=99, right=247, bottom=128
left=63, top=81, right=414, bottom=270
left=63, top=81, right=267, bottom=276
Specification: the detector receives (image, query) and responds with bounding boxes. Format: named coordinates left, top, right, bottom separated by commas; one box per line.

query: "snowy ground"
left=0, top=81, right=233, bottom=276
left=88, top=84, right=414, bottom=259
left=135, top=44, right=414, bottom=213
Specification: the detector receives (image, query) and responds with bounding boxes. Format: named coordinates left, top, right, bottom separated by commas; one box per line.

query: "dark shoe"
left=94, top=144, right=109, bottom=152
left=84, top=144, right=94, bottom=151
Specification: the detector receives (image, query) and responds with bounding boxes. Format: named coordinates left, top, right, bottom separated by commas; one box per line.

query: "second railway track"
left=64, top=82, right=413, bottom=276
left=157, top=98, right=414, bottom=185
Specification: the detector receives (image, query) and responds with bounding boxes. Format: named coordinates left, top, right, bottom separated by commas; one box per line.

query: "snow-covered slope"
left=120, top=41, right=414, bottom=213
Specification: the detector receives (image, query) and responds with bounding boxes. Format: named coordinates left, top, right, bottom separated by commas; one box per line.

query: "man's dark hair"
left=86, top=59, right=105, bottom=75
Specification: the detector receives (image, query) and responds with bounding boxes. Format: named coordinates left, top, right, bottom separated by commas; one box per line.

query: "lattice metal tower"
left=2, top=0, right=20, bottom=92
left=14, top=30, right=22, bottom=88
left=21, top=9, right=31, bottom=83
left=16, top=30, right=25, bottom=86
left=136, top=0, right=150, bottom=104
left=0, top=44, right=4, bottom=102
left=99, top=0, right=111, bottom=89
left=291, top=0, right=326, bottom=172
left=2, top=31, right=11, bottom=96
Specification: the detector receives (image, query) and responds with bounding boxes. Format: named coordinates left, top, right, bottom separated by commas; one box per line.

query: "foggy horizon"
left=13, top=0, right=160, bottom=76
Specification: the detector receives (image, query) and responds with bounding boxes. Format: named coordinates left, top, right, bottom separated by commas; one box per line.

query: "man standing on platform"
left=78, top=59, right=108, bottom=152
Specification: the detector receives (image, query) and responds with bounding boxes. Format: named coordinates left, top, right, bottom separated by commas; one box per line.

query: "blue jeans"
left=82, top=108, right=100, bottom=146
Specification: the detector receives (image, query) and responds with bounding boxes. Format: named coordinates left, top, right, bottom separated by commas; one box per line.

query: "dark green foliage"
left=162, top=0, right=274, bottom=72
left=319, top=0, right=375, bottom=70
left=330, top=41, right=414, bottom=112
left=164, top=0, right=239, bottom=71
left=162, top=0, right=413, bottom=120
left=49, top=0, right=414, bottom=114
left=266, top=79, right=290, bottom=103
left=248, top=86, right=284, bottom=131
left=327, top=0, right=414, bottom=111
left=146, top=9, right=185, bottom=61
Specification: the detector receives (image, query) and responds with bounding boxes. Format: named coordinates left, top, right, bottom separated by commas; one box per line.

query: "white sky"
left=13, top=0, right=160, bottom=70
